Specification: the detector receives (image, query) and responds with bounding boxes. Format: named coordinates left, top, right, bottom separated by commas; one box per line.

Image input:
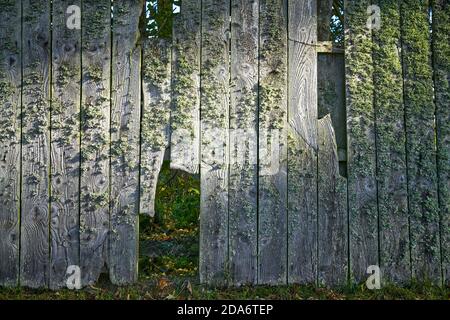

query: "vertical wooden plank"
left=229, top=0, right=259, bottom=285
left=110, top=0, right=143, bottom=285
left=318, top=115, right=348, bottom=287
left=140, top=39, right=171, bottom=217
left=0, top=0, right=21, bottom=287
left=21, top=0, right=51, bottom=288
left=372, top=0, right=410, bottom=284
left=287, top=0, right=318, bottom=284
left=50, top=0, right=81, bottom=289
left=400, top=0, right=441, bottom=283
left=318, top=53, right=346, bottom=167
left=80, top=0, right=111, bottom=286
left=345, top=0, right=378, bottom=283
left=170, top=0, right=201, bottom=174
left=432, top=0, right=450, bottom=286
left=318, top=0, right=333, bottom=41
left=258, top=0, right=288, bottom=285
left=199, top=0, right=230, bottom=285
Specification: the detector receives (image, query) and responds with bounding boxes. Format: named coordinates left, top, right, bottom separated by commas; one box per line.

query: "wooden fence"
left=0, top=0, right=448, bottom=289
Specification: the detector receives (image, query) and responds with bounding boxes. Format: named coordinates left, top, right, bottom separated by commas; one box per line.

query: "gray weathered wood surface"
left=373, top=0, right=410, bottom=284
left=400, top=0, right=441, bottom=283
left=140, top=39, right=172, bottom=217
left=50, top=0, right=81, bottom=289
left=318, top=115, right=348, bottom=287
left=80, top=0, right=112, bottom=286
left=432, top=0, right=450, bottom=286
left=317, top=53, right=346, bottom=169
left=345, top=0, right=379, bottom=283
left=199, top=0, right=230, bottom=285
left=21, top=0, right=51, bottom=288
left=318, top=0, right=333, bottom=41
left=229, top=0, right=259, bottom=286
left=170, top=0, right=201, bottom=174
left=0, top=0, right=448, bottom=289
left=0, top=0, right=21, bottom=287
left=287, top=0, right=318, bottom=284
left=109, top=0, right=143, bottom=285
left=258, top=0, right=288, bottom=285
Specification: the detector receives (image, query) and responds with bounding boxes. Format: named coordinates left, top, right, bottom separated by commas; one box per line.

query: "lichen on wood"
left=79, top=0, right=111, bottom=287
left=345, top=0, right=378, bottom=283
left=170, top=0, right=201, bottom=174
left=258, top=0, right=288, bottom=285
left=400, top=0, right=441, bottom=283
left=199, top=0, right=230, bottom=286
left=432, top=0, right=450, bottom=285
left=372, top=0, right=409, bottom=284
left=140, top=39, right=171, bottom=217
left=0, top=0, right=20, bottom=287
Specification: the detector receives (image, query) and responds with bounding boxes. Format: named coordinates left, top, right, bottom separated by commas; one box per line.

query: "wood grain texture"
left=373, top=0, right=410, bottom=284
left=400, top=0, right=441, bottom=283
left=170, top=0, right=201, bottom=174
left=140, top=39, right=171, bottom=217
left=318, top=0, right=333, bottom=41
left=199, top=0, right=230, bottom=285
left=318, top=115, right=348, bottom=287
left=345, top=0, right=379, bottom=283
left=80, top=0, right=111, bottom=286
left=50, top=0, right=81, bottom=289
left=229, top=0, right=259, bottom=286
left=258, top=0, right=288, bottom=285
left=21, top=0, right=51, bottom=288
left=109, top=0, right=143, bottom=285
left=432, top=0, right=450, bottom=286
left=0, top=0, right=21, bottom=287
left=317, top=53, right=346, bottom=168
left=287, top=0, right=318, bottom=284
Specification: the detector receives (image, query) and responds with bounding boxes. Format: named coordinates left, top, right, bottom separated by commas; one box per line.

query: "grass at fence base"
left=0, top=280, right=448, bottom=300
left=0, top=162, right=448, bottom=300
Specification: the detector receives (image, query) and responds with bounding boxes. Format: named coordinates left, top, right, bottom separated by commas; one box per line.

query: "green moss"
left=401, top=0, right=441, bottom=280
left=0, top=80, right=17, bottom=143
left=371, top=0, right=410, bottom=278
left=22, top=69, right=49, bottom=144
left=345, top=0, right=379, bottom=281
left=259, top=0, right=287, bottom=131
left=432, top=0, right=450, bottom=284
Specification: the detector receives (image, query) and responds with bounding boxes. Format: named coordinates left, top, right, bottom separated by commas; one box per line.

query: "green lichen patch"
left=401, top=0, right=441, bottom=281
left=432, top=0, right=450, bottom=284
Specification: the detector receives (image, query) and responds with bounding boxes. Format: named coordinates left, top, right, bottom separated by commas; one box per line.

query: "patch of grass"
left=139, top=161, right=200, bottom=281
left=0, top=281, right=448, bottom=300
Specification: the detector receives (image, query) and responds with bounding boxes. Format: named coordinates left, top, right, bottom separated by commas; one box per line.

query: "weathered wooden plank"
left=318, top=53, right=346, bottom=166
left=400, top=0, right=441, bottom=283
left=109, top=0, right=143, bottom=285
left=80, top=0, right=111, bottom=286
left=432, top=0, right=450, bottom=286
left=140, top=39, right=171, bottom=217
left=318, top=0, right=333, bottom=41
left=21, top=0, right=51, bottom=288
left=345, top=0, right=378, bottom=283
left=50, top=0, right=81, bottom=289
left=170, top=0, right=201, bottom=174
left=199, top=0, right=230, bottom=285
left=288, top=0, right=317, bottom=149
left=0, top=0, right=21, bottom=287
left=318, top=115, right=348, bottom=287
left=258, top=0, right=288, bottom=285
left=372, top=0, right=410, bottom=284
left=287, top=0, right=318, bottom=284
left=229, top=0, right=259, bottom=285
